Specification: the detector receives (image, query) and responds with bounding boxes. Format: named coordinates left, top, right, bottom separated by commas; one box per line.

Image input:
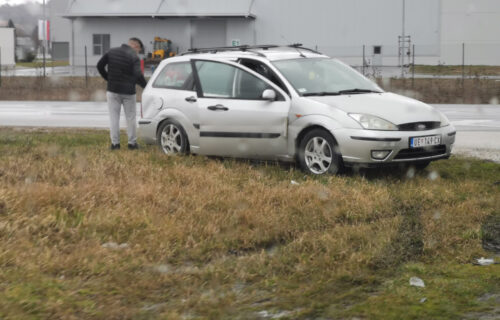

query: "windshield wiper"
left=303, top=89, right=382, bottom=97
left=302, top=91, right=341, bottom=97
left=337, top=88, right=382, bottom=95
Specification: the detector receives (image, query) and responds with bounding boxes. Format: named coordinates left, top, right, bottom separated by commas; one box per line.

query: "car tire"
left=298, top=129, right=343, bottom=175
left=157, top=120, right=189, bottom=155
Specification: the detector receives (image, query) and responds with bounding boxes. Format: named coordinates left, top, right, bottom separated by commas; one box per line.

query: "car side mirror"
left=262, top=89, right=277, bottom=101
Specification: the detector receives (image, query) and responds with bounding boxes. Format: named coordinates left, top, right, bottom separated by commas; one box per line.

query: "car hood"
left=307, top=92, right=441, bottom=125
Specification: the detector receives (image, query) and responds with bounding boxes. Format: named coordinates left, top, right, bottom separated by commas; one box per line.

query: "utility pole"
left=398, top=0, right=411, bottom=78
left=362, top=45, right=366, bottom=76
left=401, top=0, right=405, bottom=78
left=43, top=0, right=46, bottom=77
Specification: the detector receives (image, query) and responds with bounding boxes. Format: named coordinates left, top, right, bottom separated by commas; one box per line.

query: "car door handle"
left=185, top=96, right=197, bottom=103
left=207, top=105, right=229, bottom=111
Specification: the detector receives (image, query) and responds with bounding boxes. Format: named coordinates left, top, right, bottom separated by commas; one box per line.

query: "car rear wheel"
left=157, top=120, right=188, bottom=155
left=298, top=129, right=343, bottom=175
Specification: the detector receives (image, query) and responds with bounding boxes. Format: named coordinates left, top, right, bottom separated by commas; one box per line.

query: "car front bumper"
left=333, top=125, right=456, bottom=166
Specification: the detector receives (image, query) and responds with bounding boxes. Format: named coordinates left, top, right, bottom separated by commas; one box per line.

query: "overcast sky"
left=0, top=0, right=43, bottom=5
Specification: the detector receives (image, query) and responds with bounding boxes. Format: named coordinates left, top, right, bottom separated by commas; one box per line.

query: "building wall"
left=0, top=28, right=15, bottom=66
left=63, top=0, right=500, bottom=66
left=251, top=0, right=441, bottom=66
left=72, top=17, right=257, bottom=66
left=49, top=0, right=71, bottom=43
left=441, top=0, right=500, bottom=65
left=72, top=17, right=195, bottom=66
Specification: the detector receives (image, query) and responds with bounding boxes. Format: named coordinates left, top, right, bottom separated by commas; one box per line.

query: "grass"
left=0, top=127, right=499, bottom=319
left=411, top=65, right=500, bottom=76
left=1, top=75, right=498, bottom=104
left=377, top=77, right=500, bottom=104
left=0, top=77, right=144, bottom=102
left=16, top=61, right=70, bottom=68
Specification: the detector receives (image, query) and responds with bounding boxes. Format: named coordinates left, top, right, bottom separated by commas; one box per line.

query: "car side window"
left=239, top=59, right=290, bottom=96
left=153, top=62, right=194, bottom=90
left=195, top=60, right=275, bottom=100
left=195, top=61, right=236, bottom=98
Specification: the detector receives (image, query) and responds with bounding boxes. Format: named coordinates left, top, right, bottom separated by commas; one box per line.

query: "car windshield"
left=272, top=58, right=382, bottom=96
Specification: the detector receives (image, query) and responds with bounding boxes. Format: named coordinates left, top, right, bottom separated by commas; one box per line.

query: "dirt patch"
left=482, top=214, right=500, bottom=254
left=463, top=308, right=500, bottom=320
left=369, top=203, right=424, bottom=271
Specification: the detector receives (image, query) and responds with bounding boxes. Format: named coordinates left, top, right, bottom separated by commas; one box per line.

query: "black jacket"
left=97, top=44, right=147, bottom=95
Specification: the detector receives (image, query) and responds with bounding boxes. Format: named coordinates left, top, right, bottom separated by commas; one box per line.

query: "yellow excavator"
left=146, top=37, right=176, bottom=65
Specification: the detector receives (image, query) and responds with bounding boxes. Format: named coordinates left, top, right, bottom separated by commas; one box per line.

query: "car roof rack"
left=180, top=44, right=323, bottom=57
left=287, top=43, right=322, bottom=55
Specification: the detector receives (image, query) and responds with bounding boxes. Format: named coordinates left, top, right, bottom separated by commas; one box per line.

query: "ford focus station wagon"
left=138, top=45, right=455, bottom=175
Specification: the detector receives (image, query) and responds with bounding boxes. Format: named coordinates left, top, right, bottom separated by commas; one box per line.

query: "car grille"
left=398, top=122, right=441, bottom=131
left=394, top=145, right=447, bottom=160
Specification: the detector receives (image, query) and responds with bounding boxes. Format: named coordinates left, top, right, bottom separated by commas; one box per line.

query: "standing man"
left=97, top=37, right=147, bottom=150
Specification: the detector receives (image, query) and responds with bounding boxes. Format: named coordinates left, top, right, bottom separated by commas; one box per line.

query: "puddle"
left=481, top=214, right=500, bottom=255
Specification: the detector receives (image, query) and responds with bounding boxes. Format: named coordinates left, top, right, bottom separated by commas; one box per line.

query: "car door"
left=144, top=60, right=200, bottom=149
left=192, top=59, right=291, bottom=159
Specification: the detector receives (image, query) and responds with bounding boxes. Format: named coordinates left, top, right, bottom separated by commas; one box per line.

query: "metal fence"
left=1, top=43, right=500, bottom=83
left=316, top=43, right=500, bottom=81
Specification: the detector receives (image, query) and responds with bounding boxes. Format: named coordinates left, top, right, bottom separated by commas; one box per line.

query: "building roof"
left=63, top=0, right=256, bottom=18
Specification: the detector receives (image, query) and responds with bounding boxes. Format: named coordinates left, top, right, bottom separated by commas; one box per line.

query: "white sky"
left=0, top=0, right=43, bottom=5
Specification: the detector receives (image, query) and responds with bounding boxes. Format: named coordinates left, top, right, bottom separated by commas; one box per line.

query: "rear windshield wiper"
left=302, top=91, right=341, bottom=97
left=337, top=88, right=382, bottom=95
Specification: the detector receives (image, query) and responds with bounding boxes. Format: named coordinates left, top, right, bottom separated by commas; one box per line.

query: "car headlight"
left=349, top=113, right=398, bottom=131
left=438, top=111, right=450, bottom=127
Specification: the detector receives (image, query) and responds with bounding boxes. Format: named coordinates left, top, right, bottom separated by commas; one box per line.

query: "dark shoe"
left=110, top=144, right=120, bottom=150
left=128, top=143, right=139, bottom=150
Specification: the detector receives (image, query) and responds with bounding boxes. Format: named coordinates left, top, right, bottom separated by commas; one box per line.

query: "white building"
left=50, top=0, right=500, bottom=67
left=0, top=28, right=15, bottom=67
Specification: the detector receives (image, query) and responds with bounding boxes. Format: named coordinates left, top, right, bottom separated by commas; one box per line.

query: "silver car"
left=139, top=45, right=455, bottom=175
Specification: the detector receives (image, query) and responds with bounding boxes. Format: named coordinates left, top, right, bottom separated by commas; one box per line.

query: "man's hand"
left=97, top=54, right=109, bottom=81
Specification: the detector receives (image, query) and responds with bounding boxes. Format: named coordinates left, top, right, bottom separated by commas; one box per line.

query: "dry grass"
left=16, top=61, right=70, bottom=69
left=378, top=78, right=500, bottom=104
left=0, top=77, right=144, bottom=102
left=1, top=75, right=499, bottom=104
left=411, top=65, right=500, bottom=77
left=0, top=128, right=499, bottom=319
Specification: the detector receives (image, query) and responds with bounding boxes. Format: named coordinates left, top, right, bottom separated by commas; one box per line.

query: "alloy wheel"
left=304, top=137, right=333, bottom=174
left=160, top=124, right=183, bottom=154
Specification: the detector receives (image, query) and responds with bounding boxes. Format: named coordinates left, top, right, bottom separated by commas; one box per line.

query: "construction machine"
left=143, top=37, right=176, bottom=69
left=146, top=37, right=176, bottom=65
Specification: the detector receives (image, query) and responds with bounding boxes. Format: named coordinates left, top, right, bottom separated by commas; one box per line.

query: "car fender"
left=154, top=108, right=199, bottom=149
left=288, top=114, right=344, bottom=156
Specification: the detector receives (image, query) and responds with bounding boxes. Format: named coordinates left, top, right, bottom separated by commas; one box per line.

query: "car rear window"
left=153, top=62, right=194, bottom=90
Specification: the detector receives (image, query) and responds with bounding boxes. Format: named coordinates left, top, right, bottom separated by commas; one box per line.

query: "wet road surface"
left=0, top=101, right=499, bottom=161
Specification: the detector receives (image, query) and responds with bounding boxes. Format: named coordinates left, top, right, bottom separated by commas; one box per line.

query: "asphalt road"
left=0, top=101, right=499, bottom=162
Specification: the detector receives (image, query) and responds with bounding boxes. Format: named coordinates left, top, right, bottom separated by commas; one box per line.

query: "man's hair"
left=129, top=37, right=144, bottom=53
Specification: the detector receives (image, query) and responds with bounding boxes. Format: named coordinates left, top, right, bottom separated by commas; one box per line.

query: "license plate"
left=410, top=135, right=441, bottom=148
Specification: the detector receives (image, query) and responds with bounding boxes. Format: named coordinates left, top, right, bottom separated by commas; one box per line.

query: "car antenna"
left=289, top=43, right=306, bottom=58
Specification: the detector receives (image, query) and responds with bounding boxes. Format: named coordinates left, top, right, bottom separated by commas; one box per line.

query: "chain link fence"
left=1, top=43, right=499, bottom=104
left=316, top=43, right=500, bottom=81
left=2, top=43, right=500, bottom=80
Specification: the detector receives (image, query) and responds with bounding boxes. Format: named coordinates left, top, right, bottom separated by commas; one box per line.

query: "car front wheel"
left=298, top=129, right=343, bottom=175
left=157, top=120, right=188, bottom=155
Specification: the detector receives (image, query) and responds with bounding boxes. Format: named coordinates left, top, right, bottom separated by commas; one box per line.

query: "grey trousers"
left=106, top=91, right=137, bottom=145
